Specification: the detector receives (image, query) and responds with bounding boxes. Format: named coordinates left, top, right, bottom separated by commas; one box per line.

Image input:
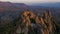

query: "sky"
left=0, top=0, right=60, bottom=4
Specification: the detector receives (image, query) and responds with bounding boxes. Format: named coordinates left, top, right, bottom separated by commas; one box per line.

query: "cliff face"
left=16, top=11, right=56, bottom=34
left=0, top=10, right=57, bottom=34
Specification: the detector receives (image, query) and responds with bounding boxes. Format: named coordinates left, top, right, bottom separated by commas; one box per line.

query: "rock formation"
left=16, top=10, right=56, bottom=34
left=0, top=10, right=57, bottom=34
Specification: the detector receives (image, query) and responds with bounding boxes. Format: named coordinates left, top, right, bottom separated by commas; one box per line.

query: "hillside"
left=0, top=2, right=27, bottom=12
left=0, top=10, right=60, bottom=34
left=0, top=2, right=60, bottom=34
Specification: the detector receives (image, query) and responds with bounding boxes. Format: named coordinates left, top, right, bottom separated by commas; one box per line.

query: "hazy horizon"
left=0, top=0, right=60, bottom=4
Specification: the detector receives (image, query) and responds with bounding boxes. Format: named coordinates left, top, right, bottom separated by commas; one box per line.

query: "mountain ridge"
left=28, top=2, right=60, bottom=8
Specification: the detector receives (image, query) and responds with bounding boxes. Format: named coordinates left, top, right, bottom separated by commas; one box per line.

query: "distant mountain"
left=0, top=2, right=28, bottom=12
left=0, top=2, right=60, bottom=14
left=0, top=2, right=26, bottom=7
left=28, top=2, right=60, bottom=8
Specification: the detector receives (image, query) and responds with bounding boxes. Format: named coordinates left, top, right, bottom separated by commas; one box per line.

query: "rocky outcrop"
left=16, top=10, right=56, bottom=34
left=0, top=10, right=57, bottom=34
